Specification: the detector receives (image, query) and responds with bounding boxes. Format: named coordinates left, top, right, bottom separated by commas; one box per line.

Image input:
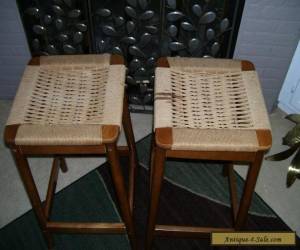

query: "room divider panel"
left=17, top=0, right=245, bottom=111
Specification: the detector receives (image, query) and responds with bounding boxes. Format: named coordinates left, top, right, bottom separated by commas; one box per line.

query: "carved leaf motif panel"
left=17, top=0, right=239, bottom=111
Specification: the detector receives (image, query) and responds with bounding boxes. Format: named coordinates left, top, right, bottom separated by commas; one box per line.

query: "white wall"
left=278, top=40, right=300, bottom=113
left=0, top=0, right=30, bottom=99
left=234, top=0, right=300, bottom=112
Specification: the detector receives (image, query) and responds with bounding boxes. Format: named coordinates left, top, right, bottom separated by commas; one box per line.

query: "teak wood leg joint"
left=11, top=146, right=54, bottom=249
left=146, top=143, right=268, bottom=250
left=146, top=146, right=166, bottom=250
left=10, top=138, right=137, bottom=250
left=4, top=54, right=137, bottom=249
left=7, top=106, right=138, bottom=250
left=105, top=142, right=137, bottom=250
left=235, top=151, right=264, bottom=229
left=122, top=97, right=138, bottom=212
left=147, top=57, right=272, bottom=249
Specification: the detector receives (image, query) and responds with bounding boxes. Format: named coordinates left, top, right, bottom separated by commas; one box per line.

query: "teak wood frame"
left=146, top=58, right=272, bottom=249
left=4, top=55, right=138, bottom=250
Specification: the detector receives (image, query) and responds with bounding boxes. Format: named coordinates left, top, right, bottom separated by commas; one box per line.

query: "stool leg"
left=235, top=151, right=264, bottom=229
left=122, top=97, right=138, bottom=212
left=59, top=157, right=68, bottom=173
left=226, top=163, right=238, bottom=224
left=149, top=136, right=155, bottom=191
left=146, top=146, right=166, bottom=250
left=105, top=143, right=136, bottom=250
left=11, top=147, right=54, bottom=249
left=222, top=163, right=229, bottom=177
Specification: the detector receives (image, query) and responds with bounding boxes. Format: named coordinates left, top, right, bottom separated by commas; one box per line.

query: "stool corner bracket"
left=28, top=57, right=40, bottom=66
left=157, top=57, right=170, bottom=68
left=102, top=125, right=120, bottom=143
left=241, top=60, right=255, bottom=71
left=4, top=124, right=20, bottom=147
left=256, top=129, right=272, bottom=151
left=110, top=55, right=125, bottom=65
left=155, top=127, right=172, bottom=149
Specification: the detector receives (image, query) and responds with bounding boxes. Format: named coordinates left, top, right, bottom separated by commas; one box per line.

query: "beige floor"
left=0, top=100, right=299, bottom=236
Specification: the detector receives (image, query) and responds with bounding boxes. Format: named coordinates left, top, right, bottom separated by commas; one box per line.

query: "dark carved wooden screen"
left=17, top=0, right=245, bottom=112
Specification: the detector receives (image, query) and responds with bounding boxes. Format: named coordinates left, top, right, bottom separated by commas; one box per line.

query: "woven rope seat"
left=154, top=57, right=272, bottom=152
left=6, top=54, right=125, bottom=145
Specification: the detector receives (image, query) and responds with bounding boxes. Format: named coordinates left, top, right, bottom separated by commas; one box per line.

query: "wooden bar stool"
left=4, top=54, right=137, bottom=249
left=146, top=57, right=272, bottom=249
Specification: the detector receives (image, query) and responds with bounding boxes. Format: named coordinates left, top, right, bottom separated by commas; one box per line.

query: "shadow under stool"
left=146, top=57, right=272, bottom=249
left=4, top=54, right=137, bottom=249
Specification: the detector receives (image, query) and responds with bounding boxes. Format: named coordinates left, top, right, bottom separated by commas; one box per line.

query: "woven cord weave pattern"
left=167, top=57, right=242, bottom=71
left=22, top=66, right=109, bottom=125
left=7, top=61, right=125, bottom=126
left=6, top=54, right=126, bottom=145
left=40, top=53, right=110, bottom=66
left=154, top=59, right=271, bottom=151
left=168, top=69, right=254, bottom=129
